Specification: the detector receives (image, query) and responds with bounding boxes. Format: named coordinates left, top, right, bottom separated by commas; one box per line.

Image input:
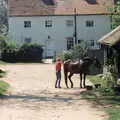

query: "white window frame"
left=90, top=40, right=101, bottom=49
left=24, top=37, right=32, bottom=43
left=66, top=20, right=73, bottom=27
left=86, top=20, right=94, bottom=27
left=45, top=20, right=52, bottom=28
left=67, top=37, right=74, bottom=50
left=24, top=21, right=31, bottom=28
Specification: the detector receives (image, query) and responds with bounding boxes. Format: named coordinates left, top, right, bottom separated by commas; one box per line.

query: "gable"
left=8, top=0, right=114, bottom=16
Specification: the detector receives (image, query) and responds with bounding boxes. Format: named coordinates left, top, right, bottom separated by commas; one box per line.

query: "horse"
left=63, top=57, right=101, bottom=88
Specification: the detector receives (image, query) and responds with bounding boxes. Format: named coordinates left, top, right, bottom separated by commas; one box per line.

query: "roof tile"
left=8, top=0, right=114, bottom=16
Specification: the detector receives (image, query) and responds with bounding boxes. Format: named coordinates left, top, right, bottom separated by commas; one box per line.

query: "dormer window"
left=86, top=0, right=97, bottom=4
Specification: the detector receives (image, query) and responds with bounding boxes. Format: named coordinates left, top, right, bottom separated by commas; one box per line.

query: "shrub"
left=17, top=43, right=43, bottom=62
left=62, top=50, right=73, bottom=61
left=56, top=41, right=90, bottom=61
left=95, top=72, right=116, bottom=95
left=1, top=42, right=18, bottom=62
left=0, top=35, right=8, bottom=51
left=2, top=43, right=43, bottom=62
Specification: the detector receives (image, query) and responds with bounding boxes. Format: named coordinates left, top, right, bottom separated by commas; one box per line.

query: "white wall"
left=8, top=15, right=111, bottom=57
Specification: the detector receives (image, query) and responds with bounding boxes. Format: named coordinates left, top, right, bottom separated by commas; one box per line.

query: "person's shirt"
left=56, top=61, right=62, bottom=71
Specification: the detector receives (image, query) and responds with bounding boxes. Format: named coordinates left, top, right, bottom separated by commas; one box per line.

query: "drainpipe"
left=74, top=8, right=77, bottom=45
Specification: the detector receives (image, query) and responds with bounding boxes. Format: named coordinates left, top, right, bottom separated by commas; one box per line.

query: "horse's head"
left=82, top=56, right=101, bottom=70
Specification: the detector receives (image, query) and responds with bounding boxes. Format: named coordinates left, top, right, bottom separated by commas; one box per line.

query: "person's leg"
left=55, top=71, right=59, bottom=88
left=58, top=71, right=61, bottom=88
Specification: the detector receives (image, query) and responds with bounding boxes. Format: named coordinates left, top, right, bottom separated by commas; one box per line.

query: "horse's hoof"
left=86, top=85, right=93, bottom=90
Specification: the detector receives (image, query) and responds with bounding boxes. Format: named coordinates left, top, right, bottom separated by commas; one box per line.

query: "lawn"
left=0, top=66, right=9, bottom=95
left=82, top=74, right=120, bottom=120
left=0, top=80, right=9, bottom=95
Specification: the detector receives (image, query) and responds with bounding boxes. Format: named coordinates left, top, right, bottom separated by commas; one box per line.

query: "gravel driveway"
left=0, top=63, right=108, bottom=120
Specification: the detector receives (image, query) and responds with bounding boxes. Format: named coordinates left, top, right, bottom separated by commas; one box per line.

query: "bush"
left=0, top=35, right=8, bottom=51
left=93, top=72, right=116, bottom=95
left=1, top=42, right=18, bottom=62
left=56, top=41, right=90, bottom=61
left=2, top=43, right=43, bottom=62
left=17, top=43, right=43, bottom=62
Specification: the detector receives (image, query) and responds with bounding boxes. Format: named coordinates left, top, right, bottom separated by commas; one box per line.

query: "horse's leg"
left=64, top=71, right=69, bottom=88
left=83, top=73, right=87, bottom=88
left=68, top=73, right=73, bottom=88
left=80, top=73, right=82, bottom=88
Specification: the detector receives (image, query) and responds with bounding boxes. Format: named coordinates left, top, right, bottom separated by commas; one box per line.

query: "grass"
left=0, top=80, right=9, bottom=95
left=0, top=68, right=9, bottom=95
left=0, top=60, right=8, bottom=64
left=82, top=74, right=120, bottom=120
left=105, top=108, right=120, bottom=120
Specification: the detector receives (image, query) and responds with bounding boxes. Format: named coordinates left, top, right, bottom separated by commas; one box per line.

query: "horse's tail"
left=63, top=60, right=71, bottom=88
left=63, top=64, right=68, bottom=80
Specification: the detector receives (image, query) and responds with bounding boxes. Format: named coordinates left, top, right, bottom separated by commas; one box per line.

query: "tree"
left=112, top=0, right=120, bottom=29
left=59, top=41, right=91, bottom=61
left=71, top=41, right=91, bottom=60
left=0, top=0, right=8, bottom=35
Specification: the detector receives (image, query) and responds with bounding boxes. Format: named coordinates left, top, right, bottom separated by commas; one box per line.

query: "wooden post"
left=103, top=46, right=107, bottom=72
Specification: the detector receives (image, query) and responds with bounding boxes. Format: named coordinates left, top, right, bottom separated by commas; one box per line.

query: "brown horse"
left=63, top=57, right=101, bottom=88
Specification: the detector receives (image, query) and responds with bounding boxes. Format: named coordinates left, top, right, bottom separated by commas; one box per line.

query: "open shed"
left=98, top=25, right=120, bottom=73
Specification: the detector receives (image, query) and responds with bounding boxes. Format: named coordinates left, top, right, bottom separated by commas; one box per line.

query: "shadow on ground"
left=0, top=89, right=92, bottom=110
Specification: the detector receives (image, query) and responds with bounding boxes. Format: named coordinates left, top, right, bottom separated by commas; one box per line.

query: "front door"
left=45, top=40, right=54, bottom=57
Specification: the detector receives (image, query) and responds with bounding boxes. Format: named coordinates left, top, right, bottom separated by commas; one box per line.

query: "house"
left=8, top=0, right=115, bottom=58
left=98, top=25, right=120, bottom=73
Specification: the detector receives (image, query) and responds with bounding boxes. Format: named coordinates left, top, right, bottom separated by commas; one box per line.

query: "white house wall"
left=77, top=15, right=111, bottom=41
left=8, top=15, right=111, bottom=57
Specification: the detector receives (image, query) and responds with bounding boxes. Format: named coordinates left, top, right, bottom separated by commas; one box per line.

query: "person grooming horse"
left=55, top=58, right=62, bottom=88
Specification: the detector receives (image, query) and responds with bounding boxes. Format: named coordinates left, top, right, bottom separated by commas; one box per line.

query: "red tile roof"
left=8, top=0, right=114, bottom=16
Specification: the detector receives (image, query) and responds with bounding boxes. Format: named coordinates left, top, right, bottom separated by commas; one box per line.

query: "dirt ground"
left=0, top=63, right=108, bottom=120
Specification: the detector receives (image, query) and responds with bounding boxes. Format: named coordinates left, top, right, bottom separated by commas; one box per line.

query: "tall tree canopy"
left=112, top=0, right=120, bottom=29
left=0, top=0, right=8, bottom=35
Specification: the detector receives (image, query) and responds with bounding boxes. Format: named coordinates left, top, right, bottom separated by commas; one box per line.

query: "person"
left=55, top=58, right=62, bottom=88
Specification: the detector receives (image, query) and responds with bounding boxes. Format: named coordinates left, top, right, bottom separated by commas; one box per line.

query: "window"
left=66, top=20, right=73, bottom=27
left=24, top=21, right=31, bottom=28
left=96, top=42, right=101, bottom=49
left=86, top=0, right=97, bottom=4
left=90, top=40, right=94, bottom=47
left=86, top=20, right=94, bottom=27
left=24, top=37, right=32, bottom=43
left=66, top=37, right=74, bottom=50
left=45, top=20, right=52, bottom=27
left=90, top=40, right=101, bottom=49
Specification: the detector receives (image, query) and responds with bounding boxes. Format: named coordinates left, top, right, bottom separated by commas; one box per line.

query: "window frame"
left=66, top=20, right=73, bottom=27
left=45, top=20, right=52, bottom=28
left=86, top=20, right=94, bottom=27
left=24, top=37, right=32, bottom=43
left=66, top=37, right=74, bottom=50
left=24, top=21, right=31, bottom=28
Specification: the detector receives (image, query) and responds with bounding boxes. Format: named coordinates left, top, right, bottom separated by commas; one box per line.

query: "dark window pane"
left=24, top=21, right=31, bottom=28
